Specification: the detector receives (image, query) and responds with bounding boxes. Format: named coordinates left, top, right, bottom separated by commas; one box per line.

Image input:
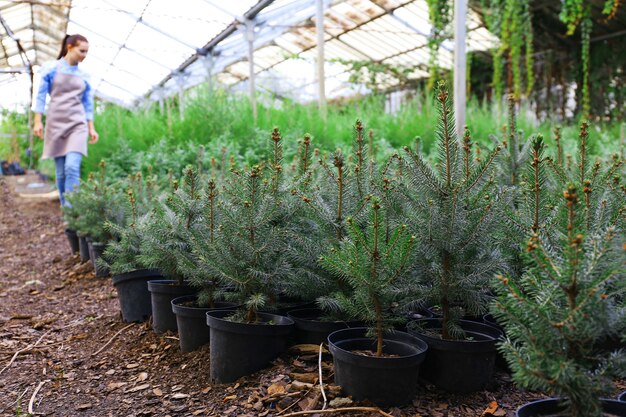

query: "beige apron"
left=42, top=64, right=88, bottom=159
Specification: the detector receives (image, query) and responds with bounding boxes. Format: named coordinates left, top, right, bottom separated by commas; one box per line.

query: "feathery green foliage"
left=101, top=173, right=161, bottom=275
left=493, top=182, right=626, bottom=417
left=401, top=81, right=508, bottom=339
left=285, top=121, right=377, bottom=304
left=63, top=160, right=124, bottom=242
left=319, top=198, right=416, bottom=356
left=188, top=129, right=295, bottom=322
left=138, top=166, right=206, bottom=285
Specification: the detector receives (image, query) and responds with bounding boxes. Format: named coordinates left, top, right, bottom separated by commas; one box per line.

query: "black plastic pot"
left=407, top=318, right=502, bottom=393
left=426, top=306, right=483, bottom=322
left=516, top=397, right=626, bottom=416
left=260, top=295, right=316, bottom=316
left=88, top=242, right=109, bottom=277
left=206, top=310, right=295, bottom=384
left=171, top=296, right=238, bottom=352
left=619, top=391, right=626, bottom=402
left=78, top=235, right=90, bottom=262
left=112, top=269, right=162, bottom=322
left=328, top=327, right=428, bottom=407
left=147, top=280, right=195, bottom=333
left=483, top=313, right=510, bottom=372
left=287, top=308, right=363, bottom=345
left=64, top=228, right=79, bottom=254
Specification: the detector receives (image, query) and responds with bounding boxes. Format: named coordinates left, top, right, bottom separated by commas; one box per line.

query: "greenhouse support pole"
left=157, top=87, right=165, bottom=114
left=203, top=55, right=214, bottom=95
left=316, top=0, right=327, bottom=119
left=246, top=18, right=257, bottom=123
left=176, top=73, right=186, bottom=119
left=453, top=0, right=467, bottom=138
left=28, top=65, right=34, bottom=170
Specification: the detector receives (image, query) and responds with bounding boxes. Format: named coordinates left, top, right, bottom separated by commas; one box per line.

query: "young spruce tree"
left=401, top=80, right=507, bottom=339
left=64, top=160, right=124, bottom=243
left=286, top=121, right=374, bottom=305
left=101, top=171, right=159, bottom=275
left=139, top=166, right=206, bottom=286
left=494, top=182, right=626, bottom=417
left=319, top=198, right=415, bottom=356
left=189, top=128, right=294, bottom=322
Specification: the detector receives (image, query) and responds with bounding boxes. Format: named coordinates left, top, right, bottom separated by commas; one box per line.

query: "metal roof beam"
left=69, top=18, right=171, bottom=70
left=219, top=0, right=411, bottom=85
left=100, top=0, right=199, bottom=51
left=212, top=0, right=318, bottom=60
left=201, top=0, right=242, bottom=21
left=156, top=0, right=278, bottom=87
left=0, top=67, right=30, bottom=73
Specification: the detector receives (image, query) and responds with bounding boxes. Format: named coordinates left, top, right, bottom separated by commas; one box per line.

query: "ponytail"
left=57, top=34, right=88, bottom=59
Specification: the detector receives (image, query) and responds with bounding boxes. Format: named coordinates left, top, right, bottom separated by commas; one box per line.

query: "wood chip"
left=267, top=381, right=287, bottom=396
left=289, top=372, right=318, bottom=384
left=106, top=382, right=127, bottom=391
left=289, top=344, right=328, bottom=355
left=127, top=383, right=150, bottom=393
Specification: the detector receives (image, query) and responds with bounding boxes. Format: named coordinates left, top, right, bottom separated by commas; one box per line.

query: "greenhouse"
left=0, top=0, right=625, bottom=416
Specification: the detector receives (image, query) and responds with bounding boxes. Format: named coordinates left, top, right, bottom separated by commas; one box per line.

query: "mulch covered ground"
left=1, top=177, right=624, bottom=417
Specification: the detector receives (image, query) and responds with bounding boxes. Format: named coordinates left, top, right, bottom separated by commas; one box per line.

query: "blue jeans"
left=55, top=152, right=82, bottom=207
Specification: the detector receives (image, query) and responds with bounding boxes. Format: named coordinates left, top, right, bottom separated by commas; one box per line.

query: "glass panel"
left=69, top=0, right=138, bottom=45
left=393, top=1, right=432, bottom=35
left=143, top=0, right=233, bottom=48
left=110, top=48, right=171, bottom=87
left=124, top=23, right=196, bottom=68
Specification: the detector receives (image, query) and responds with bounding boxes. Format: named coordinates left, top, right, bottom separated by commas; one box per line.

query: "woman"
left=33, top=34, right=99, bottom=207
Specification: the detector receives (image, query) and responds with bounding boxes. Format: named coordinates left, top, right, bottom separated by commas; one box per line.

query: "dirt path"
left=2, top=177, right=623, bottom=417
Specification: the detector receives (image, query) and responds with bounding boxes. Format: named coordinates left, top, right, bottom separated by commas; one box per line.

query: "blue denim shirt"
left=33, top=59, right=94, bottom=121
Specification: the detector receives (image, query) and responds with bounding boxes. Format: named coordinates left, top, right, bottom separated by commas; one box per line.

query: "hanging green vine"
left=482, top=0, right=534, bottom=101
left=580, top=11, right=592, bottom=118
left=426, top=0, right=452, bottom=91
left=559, top=0, right=621, bottom=118
left=522, top=0, right=534, bottom=97
left=481, top=0, right=504, bottom=100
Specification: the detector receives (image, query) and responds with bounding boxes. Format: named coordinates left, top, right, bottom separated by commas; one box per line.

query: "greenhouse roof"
left=0, top=0, right=498, bottom=110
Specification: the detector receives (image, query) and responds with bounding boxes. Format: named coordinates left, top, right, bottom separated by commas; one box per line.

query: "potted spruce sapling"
left=546, top=121, right=626, bottom=350
left=285, top=124, right=374, bottom=343
left=494, top=182, right=626, bottom=417
left=63, top=177, right=94, bottom=262
left=138, top=166, right=204, bottom=333
left=103, top=174, right=162, bottom=323
left=402, top=81, right=506, bottom=393
left=172, top=178, right=239, bottom=352
left=62, top=204, right=80, bottom=255
left=321, top=197, right=428, bottom=406
left=198, top=128, right=295, bottom=383
left=65, top=160, right=124, bottom=274
left=488, top=135, right=557, bottom=324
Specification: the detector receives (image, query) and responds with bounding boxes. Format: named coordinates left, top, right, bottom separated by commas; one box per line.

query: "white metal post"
left=454, top=0, right=467, bottom=138
left=157, top=87, right=165, bottom=114
left=316, top=0, right=327, bottom=119
left=246, top=18, right=257, bottom=122
left=203, top=54, right=214, bottom=95
left=175, top=73, right=186, bottom=119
